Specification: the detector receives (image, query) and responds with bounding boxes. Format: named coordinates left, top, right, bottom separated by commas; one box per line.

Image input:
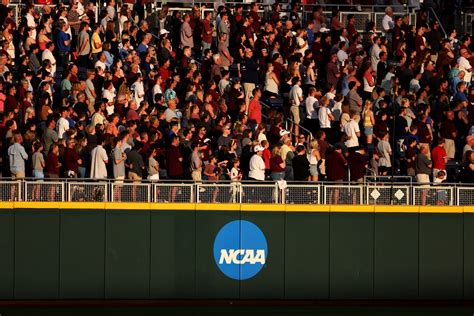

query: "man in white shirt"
left=336, top=42, right=349, bottom=67
left=370, top=36, right=382, bottom=71
left=458, top=48, right=473, bottom=84
left=344, top=110, right=361, bottom=151
left=381, top=7, right=394, bottom=42
left=318, top=96, right=335, bottom=142
left=42, top=42, right=56, bottom=77
left=131, top=74, right=145, bottom=105
left=25, top=5, right=37, bottom=39
left=56, top=108, right=70, bottom=139
left=249, top=145, right=266, bottom=181
left=289, top=77, right=303, bottom=136
left=305, top=87, right=319, bottom=135
left=95, top=53, right=107, bottom=71
left=90, top=136, right=109, bottom=179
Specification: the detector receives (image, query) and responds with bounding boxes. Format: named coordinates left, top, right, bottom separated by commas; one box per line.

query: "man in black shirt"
left=292, top=145, right=310, bottom=182
left=241, top=48, right=259, bottom=104
left=126, top=142, right=145, bottom=201
left=0, top=0, right=8, bottom=27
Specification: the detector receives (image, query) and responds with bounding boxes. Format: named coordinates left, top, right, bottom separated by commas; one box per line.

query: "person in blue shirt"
left=306, top=20, right=314, bottom=46
left=403, top=125, right=420, bottom=155
left=56, top=21, right=71, bottom=69
left=136, top=33, right=151, bottom=59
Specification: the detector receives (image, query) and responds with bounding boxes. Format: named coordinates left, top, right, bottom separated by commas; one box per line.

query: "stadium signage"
left=213, top=220, right=267, bottom=280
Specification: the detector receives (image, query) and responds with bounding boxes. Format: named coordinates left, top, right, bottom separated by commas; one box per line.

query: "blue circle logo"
left=213, top=220, right=268, bottom=280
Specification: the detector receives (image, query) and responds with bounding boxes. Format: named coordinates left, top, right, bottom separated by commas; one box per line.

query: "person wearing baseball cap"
left=249, top=145, right=266, bottom=181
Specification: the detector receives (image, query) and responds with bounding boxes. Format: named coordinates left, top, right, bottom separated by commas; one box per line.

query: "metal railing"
left=1, top=179, right=473, bottom=206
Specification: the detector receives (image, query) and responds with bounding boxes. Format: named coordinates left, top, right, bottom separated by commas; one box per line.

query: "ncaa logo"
left=213, top=220, right=268, bottom=280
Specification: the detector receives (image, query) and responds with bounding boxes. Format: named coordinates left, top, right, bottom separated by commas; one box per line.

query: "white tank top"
left=309, top=149, right=319, bottom=165
left=264, top=73, right=279, bottom=94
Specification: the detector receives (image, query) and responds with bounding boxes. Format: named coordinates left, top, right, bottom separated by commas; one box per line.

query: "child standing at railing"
left=31, top=142, right=45, bottom=201
left=230, top=159, right=242, bottom=203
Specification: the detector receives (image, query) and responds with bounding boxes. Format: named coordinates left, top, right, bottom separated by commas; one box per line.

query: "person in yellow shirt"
left=91, top=23, right=102, bottom=63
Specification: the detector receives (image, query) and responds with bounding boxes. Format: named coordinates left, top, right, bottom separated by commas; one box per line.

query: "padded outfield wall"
left=0, top=202, right=473, bottom=300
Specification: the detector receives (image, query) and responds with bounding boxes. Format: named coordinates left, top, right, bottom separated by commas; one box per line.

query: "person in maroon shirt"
left=249, top=3, right=261, bottom=33
left=166, top=135, right=183, bottom=179
left=64, top=138, right=82, bottom=177
left=4, top=85, right=18, bottom=116
left=415, top=26, right=426, bottom=56
left=348, top=148, right=367, bottom=183
left=271, top=53, right=285, bottom=83
left=416, top=114, right=432, bottom=156
left=346, top=14, right=357, bottom=41
left=165, top=136, right=183, bottom=202
left=439, top=111, right=457, bottom=159
left=201, top=11, right=212, bottom=54
left=326, top=145, right=347, bottom=204
left=270, top=3, right=281, bottom=26
left=326, top=53, right=340, bottom=89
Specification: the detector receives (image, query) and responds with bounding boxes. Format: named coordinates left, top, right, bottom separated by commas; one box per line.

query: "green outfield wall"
left=0, top=202, right=473, bottom=300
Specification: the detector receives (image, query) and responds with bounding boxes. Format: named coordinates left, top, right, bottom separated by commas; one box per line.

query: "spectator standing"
left=415, top=144, right=432, bottom=205
left=348, top=147, right=367, bottom=183
left=439, top=111, right=457, bottom=160
left=377, top=132, right=392, bottom=176
left=77, top=22, right=91, bottom=74
left=42, top=118, right=58, bottom=155
left=281, top=135, right=295, bottom=180
left=381, top=7, right=394, bottom=44
left=289, top=77, right=303, bottom=137
left=458, top=48, right=472, bottom=84
left=249, top=145, right=266, bottom=181
left=56, top=21, right=71, bottom=70
left=64, top=138, right=82, bottom=178
left=305, top=87, right=319, bottom=136
left=241, top=49, right=259, bottom=104
left=247, top=88, right=262, bottom=132
left=326, top=145, right=347, bottom=204
left=326, top=53, right=340, bottom=88
left=344, top=110, right=360, bottom=152
left=180, top=14, right=194, bottom=50
left=56, top=108, right=70, bottom=140
left=293, top=145, right=310, bottom=182
left=431, top=138, right=448, bottom=178
left=319, top=95, right=334, bottom=142
left=201, top=11, right=212, bottom=55
left=307, top=139, right=320, bottom=182
left=270, top=145, right=285, bottom=181
left=90, top=136, right=109, bottom=179
left=8, top=132, right=28, bottom=178
left=191, top=143, right=203, bottom=182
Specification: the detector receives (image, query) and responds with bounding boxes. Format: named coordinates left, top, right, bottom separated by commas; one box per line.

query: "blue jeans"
left=271, top=172, right=285, bottom=181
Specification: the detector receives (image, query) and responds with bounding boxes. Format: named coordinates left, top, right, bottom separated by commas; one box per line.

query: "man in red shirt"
left=247, top=88, right=262, bottom=132
left=431, top=138, right=448, bottom=179
left=201, top=11, right=212, bottom=55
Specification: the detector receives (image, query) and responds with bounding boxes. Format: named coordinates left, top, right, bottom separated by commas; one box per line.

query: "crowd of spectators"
left=1, top=0, right=474, bottom=187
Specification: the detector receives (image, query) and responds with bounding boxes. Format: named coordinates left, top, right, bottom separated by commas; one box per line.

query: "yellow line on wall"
left=0, top=202, right=471, bottom=213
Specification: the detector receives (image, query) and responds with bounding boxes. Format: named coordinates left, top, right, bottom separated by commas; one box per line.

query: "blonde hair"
left=271, top=145, right=281, bottom=157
